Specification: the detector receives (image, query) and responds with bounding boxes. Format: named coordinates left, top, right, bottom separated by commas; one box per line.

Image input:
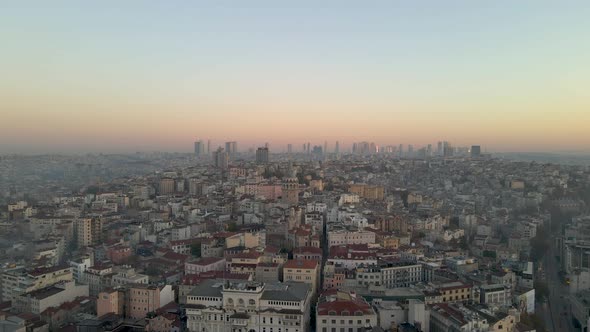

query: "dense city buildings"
left=0, top=142, right=589, bottom=332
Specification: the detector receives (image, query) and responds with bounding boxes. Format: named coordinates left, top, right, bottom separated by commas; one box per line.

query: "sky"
left=1, top=1, right=589, bottom=154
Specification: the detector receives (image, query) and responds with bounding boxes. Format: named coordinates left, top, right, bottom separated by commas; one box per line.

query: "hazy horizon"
left=2, top=1, right=589, bottom=154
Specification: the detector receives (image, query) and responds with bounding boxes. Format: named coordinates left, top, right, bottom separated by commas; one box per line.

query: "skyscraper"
left=212, top=147, right=228, bottom=170
left=256, top=147, right=269, bottom=164
left=287, top=144, right=293, bottom=154
left=207, top=140, right=211, bottom=156
left=471, top=145, right=481, bottom=158
left=225, top=141, right=238, bottom=159
left=194, top=140, right=205, bottom=156
left=443, top=141, right=453, bottom=157
left=323, top=141, right=328, bottom=154
left=335, top=141, right=340, bottom=155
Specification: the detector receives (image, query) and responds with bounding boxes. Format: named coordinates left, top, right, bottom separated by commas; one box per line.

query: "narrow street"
left=542, top=240, right=576, bottom=332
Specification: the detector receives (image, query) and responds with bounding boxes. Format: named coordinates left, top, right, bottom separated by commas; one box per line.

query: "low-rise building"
left=316, top=289, right=377, bottom=332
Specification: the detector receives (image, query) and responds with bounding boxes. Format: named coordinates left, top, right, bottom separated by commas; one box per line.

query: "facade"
left=15, top=281, right=89, bottom=314
left=1, top=266, right=74, bottom=303
left=97, top=288, right=125, bottom=317
left=256, top=147, right=269, bottom=164
left=479, top=284, right=511, bottom=307
left=159, top=178, right=175, bottom=195
left=283, top=260, right=320, bottom=294
left=348, top=184, right=384, bottom=201
left=255, top=263, right=280, bottom=284
left=213, top=148, right=229, bottom=170
left=186, top=280, right=312, bottom=332
left=327, top=229, right=376, bottom=247
left=316, top=290, right=377, bottom=332
left=435, top=281, right=473, bottom=303
left=127, top=284, right=174, bottom=319
left=76, top=217, right=103, bottom=248
left=185, top=257, right=226, bottom=275
left=111, top=267, right=149, bottom=287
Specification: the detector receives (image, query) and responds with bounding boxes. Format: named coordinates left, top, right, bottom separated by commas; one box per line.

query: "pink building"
left=97, top=288, right=125, bottom=317
left=107, top=245, right=132, bottom=264
left=257, top=185, right=282, bottom=200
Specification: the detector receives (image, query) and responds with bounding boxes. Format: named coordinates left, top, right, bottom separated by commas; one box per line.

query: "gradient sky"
left=1, top=1, right=590, bottom=153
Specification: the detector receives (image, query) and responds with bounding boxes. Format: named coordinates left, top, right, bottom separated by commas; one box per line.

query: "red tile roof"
left=284, top=259, right=318, bottom=270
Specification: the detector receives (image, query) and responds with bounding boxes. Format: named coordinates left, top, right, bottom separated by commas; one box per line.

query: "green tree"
left=227, top=222, right=238, bottom=232
left=191, top=244, right=201, bottom=257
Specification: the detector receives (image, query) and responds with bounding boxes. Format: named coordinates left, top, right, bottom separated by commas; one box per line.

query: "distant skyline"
left=1, top=2, right=590, bottom=154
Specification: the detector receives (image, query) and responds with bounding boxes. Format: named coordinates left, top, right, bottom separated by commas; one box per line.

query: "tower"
left=256, top=147, right=269, bottom=164
left=225, top=141, right=237, bottom=159
left=282, top=177, right=299, bottom=205
left=471, top=145, right=481, bottom=158
left=212, top=147, right=228, bottom=170
left=194, top=140, right=205, bottom=156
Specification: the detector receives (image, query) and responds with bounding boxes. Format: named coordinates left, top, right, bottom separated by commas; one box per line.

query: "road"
left=540, top=240, right=576, bottom=332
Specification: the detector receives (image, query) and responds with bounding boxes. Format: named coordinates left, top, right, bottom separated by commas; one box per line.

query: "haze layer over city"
left=1, top=2, right=590, bottom=332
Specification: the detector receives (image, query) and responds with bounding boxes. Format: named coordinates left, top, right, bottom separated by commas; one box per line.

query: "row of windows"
left=227, top=298, right=256, bottom=306
left=326, top=311, right=364, bottom=316
left=267, top=301, right=297, bottom=307
left=321, top=320, right=370, bottom=325
left=189, top=296, right=220, bottom=302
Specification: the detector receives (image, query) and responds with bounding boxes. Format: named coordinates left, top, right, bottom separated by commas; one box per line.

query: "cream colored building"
left=76, top=217, right=103, bottom=247
left=283, top=259, right=320, bottom=294
left=1, top=266, right=73, bottom=303
left=15, top=281, right=89, bottom=314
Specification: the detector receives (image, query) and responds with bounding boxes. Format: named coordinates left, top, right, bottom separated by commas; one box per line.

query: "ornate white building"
left=186, top=280, right=312, bottom=332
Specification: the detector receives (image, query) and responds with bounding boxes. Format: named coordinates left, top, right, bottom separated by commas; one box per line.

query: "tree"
left=191, top=244, right=201, bottom=257
left=227, top=222, right=238, bottom=232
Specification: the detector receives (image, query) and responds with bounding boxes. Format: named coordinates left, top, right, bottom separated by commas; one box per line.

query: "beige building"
left=283, top=259, right=320, bottom=294
left=1, top=266, right=73, bottom=303
left=316, top=290, right=377, bottom=332
left=76, top=217, right=103, bottom=248
left=159, top=178, right=175, bottom=195
left=225, top=231, right=266, bottom=249
left=127, top=284, right=174, bottom=319
left=97, top=288, right=125, bottom=317
left=327, top=228, right=376, bottom=247
left=348, top=184, right=384, bottom=201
